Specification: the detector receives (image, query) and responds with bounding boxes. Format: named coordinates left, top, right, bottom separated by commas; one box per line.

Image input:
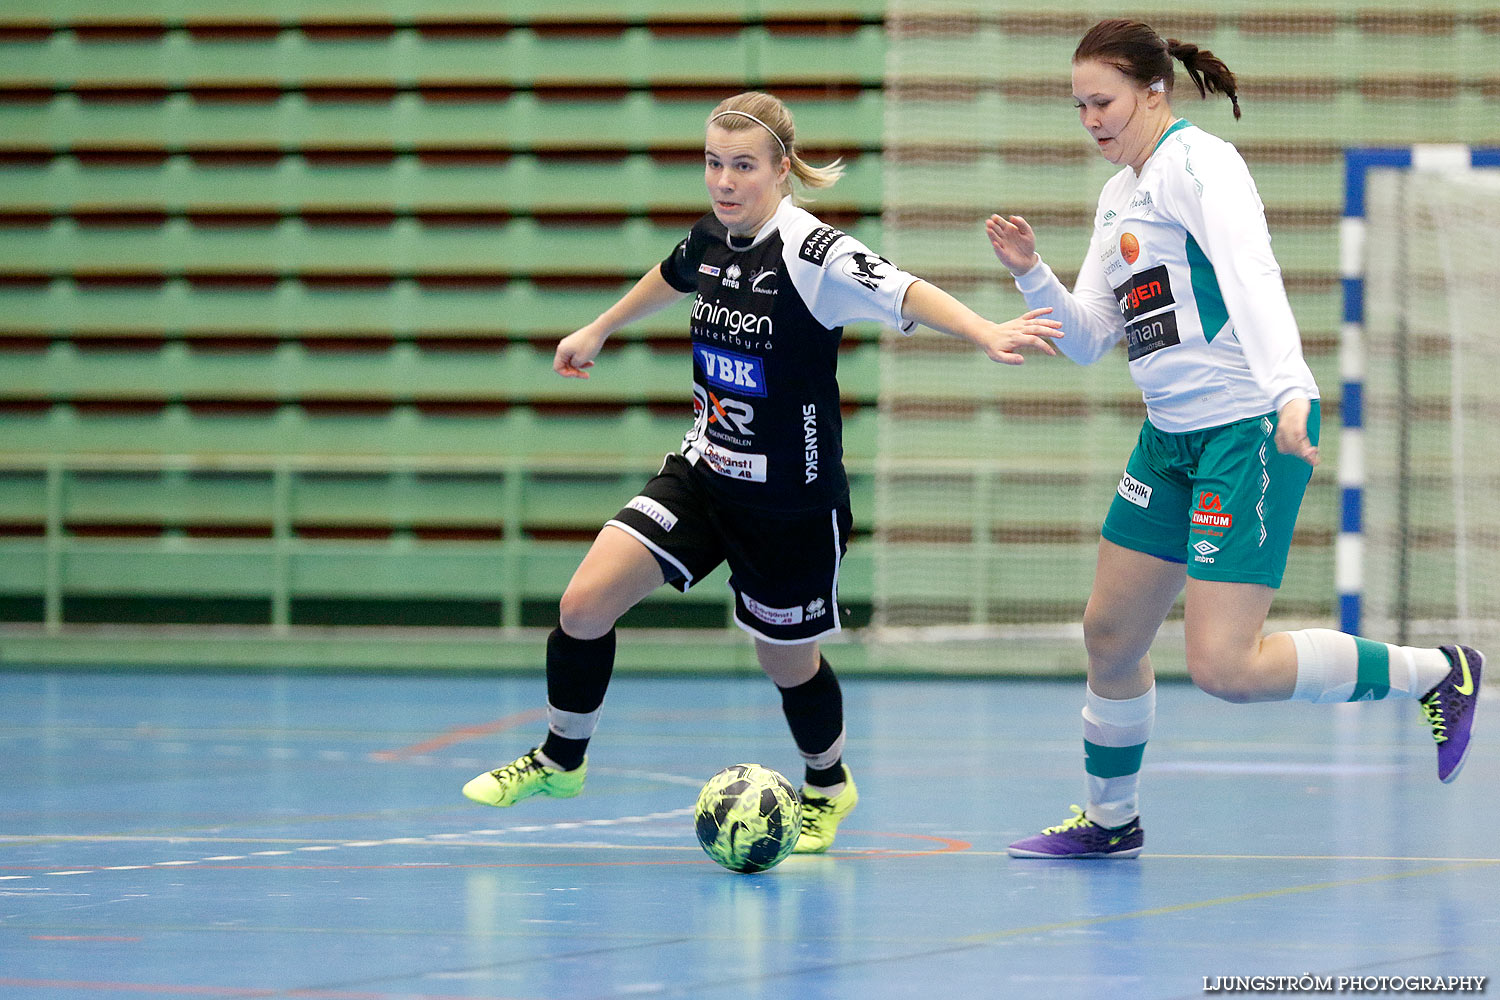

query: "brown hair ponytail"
left=1165, top=38, right=1241, bottom=120
left=1075, top=19, right=1242, bottom=120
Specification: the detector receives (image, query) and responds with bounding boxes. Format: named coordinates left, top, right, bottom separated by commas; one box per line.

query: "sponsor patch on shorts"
left=625, top=496, right=678, bottom=532
left=744, top=594, right=805, bottom=626
left=1117, top=471, right=1152, bottom=508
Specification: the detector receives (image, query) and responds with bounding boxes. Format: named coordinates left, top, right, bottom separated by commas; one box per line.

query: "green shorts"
left=1100, top=403, right=1320, bottom=587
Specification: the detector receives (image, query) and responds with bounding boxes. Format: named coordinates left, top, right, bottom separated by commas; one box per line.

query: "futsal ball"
left=693, top=763, right=802, bottom=873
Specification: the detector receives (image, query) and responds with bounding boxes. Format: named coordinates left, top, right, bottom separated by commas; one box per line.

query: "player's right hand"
left=554, top=326, right=608, bottom=378
left=1274, top=397, right=1321, bottom=467
left=978, top=307, right=1062, bottom=365
left=986, top=214, right=1041, bottom=277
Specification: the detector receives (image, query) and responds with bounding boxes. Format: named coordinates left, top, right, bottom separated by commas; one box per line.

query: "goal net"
left=872, top=6, right=1143, bottom=673
left=1359, top=165, right=1500, bottom=654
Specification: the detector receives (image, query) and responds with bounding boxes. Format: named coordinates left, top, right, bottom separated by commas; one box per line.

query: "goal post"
left=1341, top=146, right=1500, bottom=652
left=870, top=6, right=1500, bottom=675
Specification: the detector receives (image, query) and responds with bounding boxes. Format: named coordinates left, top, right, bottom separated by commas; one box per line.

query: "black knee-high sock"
left=538, top=626, right=615, bottom=771
left=777, top=656, right=846, bottom=787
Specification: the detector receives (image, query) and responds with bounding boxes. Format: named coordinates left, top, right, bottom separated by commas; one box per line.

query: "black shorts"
left=604, top=453, right=852, bottom=645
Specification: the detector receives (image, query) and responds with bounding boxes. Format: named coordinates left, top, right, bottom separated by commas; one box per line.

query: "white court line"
left=6, top=806, right=699, bottom=881
left=4, top=763, right=706, bottom=881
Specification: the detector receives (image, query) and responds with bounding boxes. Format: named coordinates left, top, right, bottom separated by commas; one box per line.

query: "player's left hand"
left=977, top=308, right=1062, bottom=365
left=1275, top=397, right=1320, bottom=466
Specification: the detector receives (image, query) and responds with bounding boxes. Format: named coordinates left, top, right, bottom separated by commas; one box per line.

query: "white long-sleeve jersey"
left=1013, top=119, right=1319, bottom=433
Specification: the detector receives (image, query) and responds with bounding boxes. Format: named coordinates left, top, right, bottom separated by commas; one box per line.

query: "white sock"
left=800, top=727, right=846, bottom=773
left=1287, top=629, right=1451, bottom=703
left=547, top=704, right=602, bottom=740
left=1083, top=684, right=1155, bottom=829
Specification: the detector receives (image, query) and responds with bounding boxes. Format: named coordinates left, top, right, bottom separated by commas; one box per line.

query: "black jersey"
left=659, top=197, right=918, bottom=512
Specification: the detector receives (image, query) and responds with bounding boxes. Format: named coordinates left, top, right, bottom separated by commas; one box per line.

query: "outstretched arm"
left=899, top=279, right=1061, bottom=365
left=987, top=213, right=1125, bottom=366
left=554, top=268, right=690, bottom=378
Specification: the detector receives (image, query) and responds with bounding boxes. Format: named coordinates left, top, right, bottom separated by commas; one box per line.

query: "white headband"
left=1149, top=78, right=1166, bottom=93
left=709, top=110, right=788, bottom=157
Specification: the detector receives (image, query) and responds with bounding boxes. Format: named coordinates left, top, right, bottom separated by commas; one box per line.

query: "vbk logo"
left=1120, top=231, right=1140, bottom=265
left=694, top=345, right=766, bottom=397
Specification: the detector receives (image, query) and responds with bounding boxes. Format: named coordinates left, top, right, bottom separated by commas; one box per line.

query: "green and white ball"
left=693, top=764, right=802, bottom=873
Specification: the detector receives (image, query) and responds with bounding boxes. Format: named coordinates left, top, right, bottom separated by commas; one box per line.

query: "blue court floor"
left=1, top=668, right=1496, bottom=1000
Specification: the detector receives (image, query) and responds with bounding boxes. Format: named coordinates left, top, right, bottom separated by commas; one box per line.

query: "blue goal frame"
left=1337, top=146, right=1500, bottom=634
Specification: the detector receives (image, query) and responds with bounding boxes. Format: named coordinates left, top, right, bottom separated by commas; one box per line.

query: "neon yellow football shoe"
left=793, top=767, right=858, bottom=853
left=462, top=748, right=586, bottom=808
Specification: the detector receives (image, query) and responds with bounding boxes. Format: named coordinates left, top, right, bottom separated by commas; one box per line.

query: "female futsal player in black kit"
left=462, top=90, right=1061, bottom=852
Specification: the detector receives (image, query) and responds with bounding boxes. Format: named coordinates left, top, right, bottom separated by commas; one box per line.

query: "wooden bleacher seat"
left=2, top=4, right=1456, bottom=635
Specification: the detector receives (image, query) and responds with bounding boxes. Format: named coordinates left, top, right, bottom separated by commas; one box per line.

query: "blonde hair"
left=707, top=91, right=844, bottom=197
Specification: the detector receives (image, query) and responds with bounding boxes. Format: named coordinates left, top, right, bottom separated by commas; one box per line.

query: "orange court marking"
left=832, top=830, right=973, bottom=859
left=369, top=707, right=546, bottom=761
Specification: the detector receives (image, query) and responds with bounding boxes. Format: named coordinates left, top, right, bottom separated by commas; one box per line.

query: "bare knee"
left=1185, top=648, right=1259, bottom=703
left=1083, top=603, right=1152, bottom=686
left=557, top=584, right=619, bottom=641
